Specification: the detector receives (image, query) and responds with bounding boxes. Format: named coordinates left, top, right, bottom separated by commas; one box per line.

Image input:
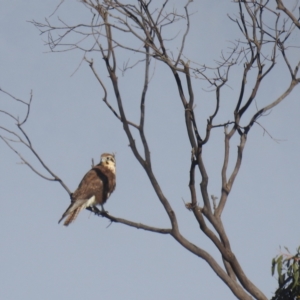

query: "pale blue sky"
left=1, top=1, right=300, bottom=299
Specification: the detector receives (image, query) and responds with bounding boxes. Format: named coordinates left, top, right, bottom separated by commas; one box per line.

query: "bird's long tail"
left=63, top=206, right=82, bottom=226
left=58, top=196, right=96, bottom=226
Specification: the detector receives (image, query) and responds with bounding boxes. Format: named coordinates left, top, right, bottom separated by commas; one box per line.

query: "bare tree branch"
left=88, top=208, right=172, bottom=234
left=0, top=89, right=71, bottom=194
left=276, top=0, right=300, bottom=29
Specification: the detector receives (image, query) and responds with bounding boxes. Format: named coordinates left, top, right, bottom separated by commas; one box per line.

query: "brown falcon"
left=58, top=153, right=116, bottom=226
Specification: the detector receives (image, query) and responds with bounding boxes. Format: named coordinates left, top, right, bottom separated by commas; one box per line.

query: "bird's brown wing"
left=72, top=168, right=104, bottom=202
left=73, top=164, right=116, bottom=204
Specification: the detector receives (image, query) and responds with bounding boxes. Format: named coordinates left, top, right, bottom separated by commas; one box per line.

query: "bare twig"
left=0, top=89, right=71, bottom=194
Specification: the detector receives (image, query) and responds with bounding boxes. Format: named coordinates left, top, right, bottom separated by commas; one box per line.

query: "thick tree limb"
left=276, top=0, right=300, bottom=29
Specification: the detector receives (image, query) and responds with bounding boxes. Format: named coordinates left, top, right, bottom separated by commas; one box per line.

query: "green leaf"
left=291, top=273, right=299, bottom=290
left=277, top=256, right=283, bottom=276
left=292, top=261, right=298, bottom=274
left=272, top=258, right=276, bottom=276
left=291, top=262, right=299, bottom=290
left=277, top=256, right=283, bottom=286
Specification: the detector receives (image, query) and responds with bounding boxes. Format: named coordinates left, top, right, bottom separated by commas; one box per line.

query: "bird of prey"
left=58, top=153, right=116, bottom=226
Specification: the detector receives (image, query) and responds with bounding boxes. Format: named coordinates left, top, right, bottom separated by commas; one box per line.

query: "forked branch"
left=0, top=88, right=71, bottom=194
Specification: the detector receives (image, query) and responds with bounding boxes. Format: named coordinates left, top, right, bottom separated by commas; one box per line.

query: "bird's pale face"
left=101, top=154, right=116, bottom=173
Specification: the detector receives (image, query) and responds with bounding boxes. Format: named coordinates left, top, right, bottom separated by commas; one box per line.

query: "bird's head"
left=101, top=153, right=116, bottom=173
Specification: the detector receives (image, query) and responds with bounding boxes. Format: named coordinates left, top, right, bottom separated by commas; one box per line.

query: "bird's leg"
left=86, top=206, right=100, bottom=215
left=92, top=206, right=102, bottom=215
left=86, top=205, right=109, bottom=217
left=101, top=204, right=109, bottom=215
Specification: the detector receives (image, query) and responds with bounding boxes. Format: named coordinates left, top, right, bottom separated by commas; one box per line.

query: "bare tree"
left=1, top=1, right=300, bottom=299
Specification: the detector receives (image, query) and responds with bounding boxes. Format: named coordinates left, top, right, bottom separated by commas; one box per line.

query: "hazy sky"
left=1, top=1, right=300, bottom=299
